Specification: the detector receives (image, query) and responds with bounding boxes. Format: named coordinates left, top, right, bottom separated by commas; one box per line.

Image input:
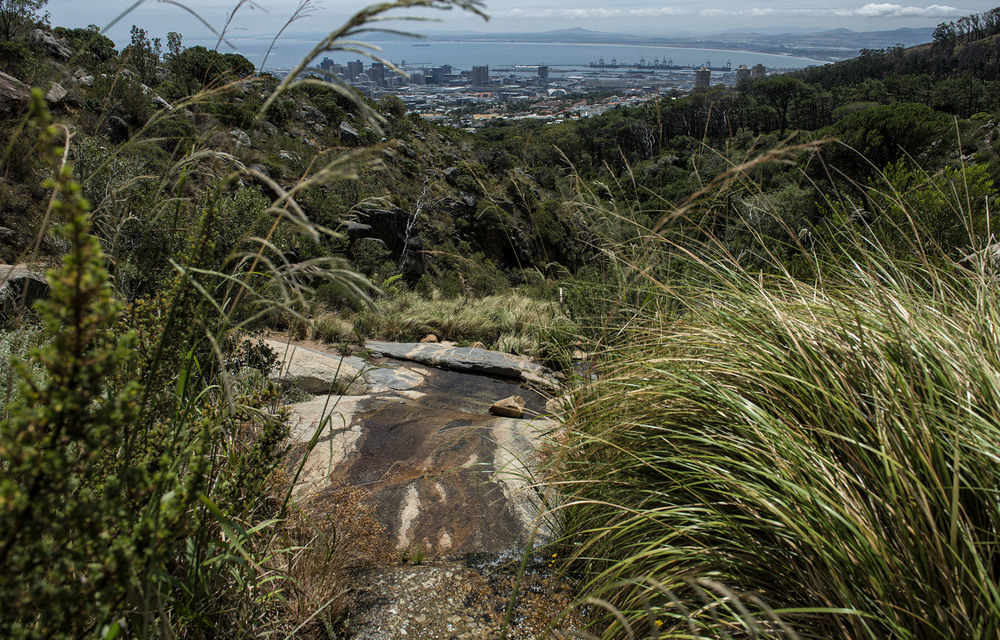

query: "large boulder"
left=106, top=115, right=129, bottom=143
left=0, top=72, right=29, bottom=116
left=44, top=82, right=67, bottom=105
left=301, top=104, right=327, bottom=125
left=339, top=121, right=359, bottom=146
left=30, top=29, right=72, bottom=60
left=230, top=129, right=251, bottom=148
left=0, top=265, right=49, bottom=323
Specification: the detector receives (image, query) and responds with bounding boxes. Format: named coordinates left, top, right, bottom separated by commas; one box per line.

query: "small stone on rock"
left=420, top=334, right=439, bottom=344
left=489, top=395, right=525, bottom=418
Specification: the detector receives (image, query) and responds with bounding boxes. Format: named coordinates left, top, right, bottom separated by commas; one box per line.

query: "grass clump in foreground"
left=548, top=216, right=1000, bottom=636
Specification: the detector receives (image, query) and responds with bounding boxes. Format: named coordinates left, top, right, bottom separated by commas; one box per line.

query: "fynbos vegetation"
left=4, top=0, right=1000, bottom=637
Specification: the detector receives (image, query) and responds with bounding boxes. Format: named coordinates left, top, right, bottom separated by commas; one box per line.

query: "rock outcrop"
left=365, top=341, right=562, bottom=389
left=0, top=265, right=49, bottom=322
left=284, top=345, right=555, bottom=557
left=30, top=29, right=72, bottom=60
left=0, top=72, right=29, bottom=115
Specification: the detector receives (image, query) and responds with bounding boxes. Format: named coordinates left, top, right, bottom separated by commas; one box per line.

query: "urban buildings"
left=471, top=65, right=489, bottom=87
left=694, top=67, right=711, bottom=89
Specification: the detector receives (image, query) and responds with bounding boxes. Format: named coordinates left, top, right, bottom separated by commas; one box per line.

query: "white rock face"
left=266, top=339, right=369, bottom=395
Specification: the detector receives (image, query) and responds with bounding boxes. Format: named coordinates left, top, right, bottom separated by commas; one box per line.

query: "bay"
left=214, top=37, right=826, bottom=71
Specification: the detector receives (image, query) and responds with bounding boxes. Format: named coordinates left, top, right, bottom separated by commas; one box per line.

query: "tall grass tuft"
left=548, top=164, right=1000, bottom=638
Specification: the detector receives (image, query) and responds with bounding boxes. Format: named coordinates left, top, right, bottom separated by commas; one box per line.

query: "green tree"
left=121, top=25, right=161, bottom=86
left=0, top=0, right=47, bottom=41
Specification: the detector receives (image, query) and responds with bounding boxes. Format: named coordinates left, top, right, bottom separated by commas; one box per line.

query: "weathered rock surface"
left=365, top=341, right=562, bottom=389
left=151, top=94, right=172, bottom=111
left=266, top=339, right=369, bottom=395
left=0, top=265, right=49, bottom=321
left=230, top=129, right=251, bottom=147
left=44, top=82, right=67, bottom=104
left=30, top=29, right=72, bottom=60
left=278, top=342, right=572, bottom=637
left=284, top=346, right=556, bottom=557
left=339, top=121, right=359, bottom=145
left=0, top=72, right=29, bottom=115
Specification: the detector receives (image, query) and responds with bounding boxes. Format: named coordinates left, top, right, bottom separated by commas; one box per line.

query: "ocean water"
left=211, top=37, right=826, bottom=72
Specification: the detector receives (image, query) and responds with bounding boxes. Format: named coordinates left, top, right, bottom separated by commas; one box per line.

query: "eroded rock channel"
left=268, top=339, right=574, bottom=638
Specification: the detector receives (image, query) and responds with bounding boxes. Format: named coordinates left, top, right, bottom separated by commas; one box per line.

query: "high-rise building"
left=429, top=66, right=446, bottom=84
left=472, top=65, right=489, bottom=87
left=538, top=65, right=550, bottom=82
left=694, top=67, right=711, bottom=90
left=751, top=64, right=766, bottom=79
left=736, top=65, right=751, bottom=83
left=346, top=60, right=364, bottom=80
left=369, top=62, right=385, bottom=87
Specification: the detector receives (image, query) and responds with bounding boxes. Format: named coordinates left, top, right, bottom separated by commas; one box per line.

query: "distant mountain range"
left=368, top=27, right=935, bottom=61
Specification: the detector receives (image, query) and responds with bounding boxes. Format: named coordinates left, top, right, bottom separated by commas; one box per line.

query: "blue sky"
left=45, top=1, right=996, bottom=48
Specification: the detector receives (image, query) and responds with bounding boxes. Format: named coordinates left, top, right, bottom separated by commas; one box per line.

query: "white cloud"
left=699, top=3, right=965, bottom=18
left=838, top=3, right=964, bottom=17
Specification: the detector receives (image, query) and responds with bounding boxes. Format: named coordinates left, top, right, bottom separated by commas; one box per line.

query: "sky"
left=44, top=1, right=1000, bottom=52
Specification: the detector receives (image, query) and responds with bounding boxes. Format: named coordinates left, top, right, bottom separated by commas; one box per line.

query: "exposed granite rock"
left=0, top=72, right=29, bottom=115
left=266, top=339, right=369, bottom=395
left=285, top=350, right=555, bottom=555
left=30, top=29, right=72, bottom=60
left=44, top=82, right=67, bottom=104
left=0, top=265, right=49, bottom=322
left=365, top=341, right=562, bottom=390
left=339, top=121, right=359, bottom=145
left=230, top=129, right=251, bottom=147
left=151, top=95, right=172, bottom=111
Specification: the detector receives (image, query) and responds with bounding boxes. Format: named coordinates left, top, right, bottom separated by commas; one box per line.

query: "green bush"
left=0, top=40, right=31, bottom=77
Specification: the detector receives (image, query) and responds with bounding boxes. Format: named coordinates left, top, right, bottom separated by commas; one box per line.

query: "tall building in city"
left=346, top=60, right=364, bottom=80
left=369, top=62, right=385, bottom=87
left=736, top=65, right=751, bottom=83
left=472, top=65, right=489, bottom=87
left=538, top=65, right=550, bottom=82
left=751, top=63, right=766, bottom=79
left=694, top=67, right=711, bottom=90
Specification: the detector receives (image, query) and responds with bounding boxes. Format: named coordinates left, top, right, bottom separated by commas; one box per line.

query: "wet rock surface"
left=280, top=339, right=575, bottom=637
left=285, top=348, right=554, bottom=554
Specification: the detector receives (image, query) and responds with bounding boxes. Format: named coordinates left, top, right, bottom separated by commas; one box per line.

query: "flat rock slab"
left=365, top=341, right=561, bottom=389
left=285, top=350, right=555, bottom=558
